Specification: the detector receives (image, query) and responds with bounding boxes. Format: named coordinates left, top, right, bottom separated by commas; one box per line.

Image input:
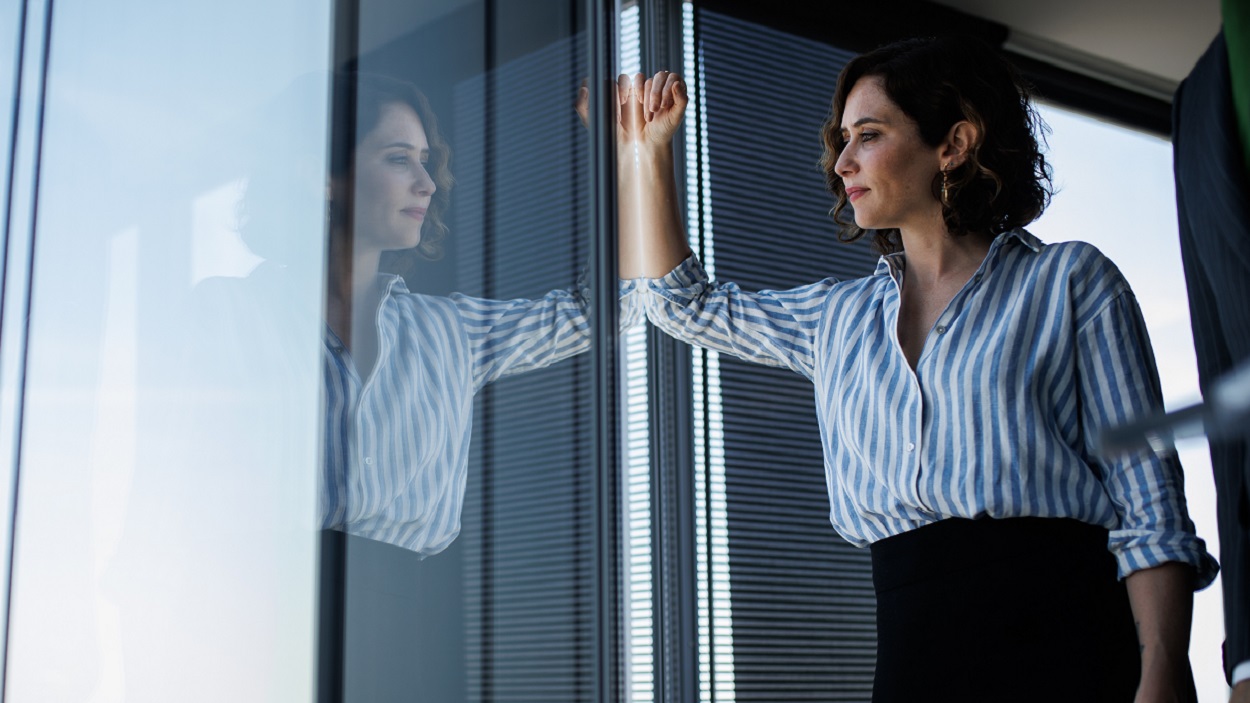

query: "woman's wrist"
left=618, top=141, right=675, bottom=174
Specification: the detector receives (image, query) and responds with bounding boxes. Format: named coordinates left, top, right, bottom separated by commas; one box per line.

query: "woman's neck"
left=325, top=231, right=387, bottom=349
left=897, top=224, right=994, bottom=287
left=326, top=231, right=383, bottom=305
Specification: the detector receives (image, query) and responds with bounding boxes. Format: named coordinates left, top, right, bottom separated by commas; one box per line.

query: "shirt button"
left=974, top=274, right=982, bottom=283
left=364, top=457, right=373, bottom=465
left=935, top=325, right=947, bottom=335
left=907, top=442, right=916, bottom=452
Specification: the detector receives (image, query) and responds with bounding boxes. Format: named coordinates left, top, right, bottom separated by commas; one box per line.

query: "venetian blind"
left=455, top=32, right=599, bottom=703
left=693, top=7, right=880, bottom=701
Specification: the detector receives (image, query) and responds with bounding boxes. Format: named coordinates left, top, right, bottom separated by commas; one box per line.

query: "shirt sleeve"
left=1076, top=290, right=1219, bottom=588
left=632, top=254, right=836, bottom=381
left=453, top=278, right=592, bottom=392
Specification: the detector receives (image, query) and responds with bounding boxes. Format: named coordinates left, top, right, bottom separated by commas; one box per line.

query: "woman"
left=618, top=39, right=1216, bottom=702
left=318, top=72, right=592, bottom=556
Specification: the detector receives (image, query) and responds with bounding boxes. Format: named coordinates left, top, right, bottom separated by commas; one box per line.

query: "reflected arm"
left=452, top=285, right=592, bottom=391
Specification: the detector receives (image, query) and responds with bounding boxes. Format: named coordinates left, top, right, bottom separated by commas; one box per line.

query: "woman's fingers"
left=648, top=70, right=669, bottom=113
left=644, top=71, right=686, bottom=120
left=662, top=72, right=685, bottom=111
left=618, top=73, right=644, bottom=134
left=575, top=79, right=589, bottom=128
left=609, top=71, right=687, bottom=141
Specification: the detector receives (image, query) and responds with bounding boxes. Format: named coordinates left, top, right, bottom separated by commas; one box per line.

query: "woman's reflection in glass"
left=319, top=72, right=590, bottom=557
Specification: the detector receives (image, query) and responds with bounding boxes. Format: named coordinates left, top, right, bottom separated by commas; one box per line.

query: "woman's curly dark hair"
left=819, top=36, right=1052, bottom=255
left=330, top=71, right=454, bottom=264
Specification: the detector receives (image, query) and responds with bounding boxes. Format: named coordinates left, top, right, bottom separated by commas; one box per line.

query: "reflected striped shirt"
left=629, top=228, right=1216, bottom=585
left=321, top=273, right=590, bottom=556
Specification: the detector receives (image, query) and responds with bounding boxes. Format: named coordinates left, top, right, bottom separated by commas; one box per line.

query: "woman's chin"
left=385, top=232, right=423, bottom=252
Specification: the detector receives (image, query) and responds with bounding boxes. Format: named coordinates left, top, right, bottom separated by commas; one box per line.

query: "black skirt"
left=869, top=517, right=1141, bottom=703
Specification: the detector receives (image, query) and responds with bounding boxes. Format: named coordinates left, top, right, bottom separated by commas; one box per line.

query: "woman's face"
left=834, top=76, right=945, bottom=235
left=352, top=101, right=437, bottom=254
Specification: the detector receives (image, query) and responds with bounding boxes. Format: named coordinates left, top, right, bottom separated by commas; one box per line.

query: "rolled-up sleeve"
left=633, top=255, right=837, bottom=381
left=1077, top=290, right=1219, bottom=588
left=456, top=281, right=591, bottom=391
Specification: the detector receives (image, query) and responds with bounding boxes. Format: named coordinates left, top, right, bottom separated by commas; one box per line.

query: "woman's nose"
left=412, top=164, right=436, bottom=196
left=834, top=145, right=855, bottom=176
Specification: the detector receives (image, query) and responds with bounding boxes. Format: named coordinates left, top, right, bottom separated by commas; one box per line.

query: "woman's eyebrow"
left=840, top=116, right=888, bottom=134
left=382, top=141, right=416, bottom=150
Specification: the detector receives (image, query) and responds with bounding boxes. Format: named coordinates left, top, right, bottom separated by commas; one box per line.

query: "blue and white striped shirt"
left=321, top=274, right=590, bottom=556
left=629, top=229, right=1217, bottom=585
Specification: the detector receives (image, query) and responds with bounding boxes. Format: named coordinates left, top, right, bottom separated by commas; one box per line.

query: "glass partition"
left=3, top=1, right=334, bottom=701
left=325, top=1, right=611, bottom=701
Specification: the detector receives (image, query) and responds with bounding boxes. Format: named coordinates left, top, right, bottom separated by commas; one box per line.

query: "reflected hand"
left=576, top=78, right=590, bottom=128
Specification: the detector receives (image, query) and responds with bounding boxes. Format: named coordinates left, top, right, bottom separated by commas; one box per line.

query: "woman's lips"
left=403, top=207, right=427, bottom=220
left=845, top=187, right=868, bottom=203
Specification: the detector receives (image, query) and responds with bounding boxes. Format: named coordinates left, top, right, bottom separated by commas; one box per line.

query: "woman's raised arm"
left=577, top=71, right=689, bottom=278
left=619, top=71, right=690, bottom=278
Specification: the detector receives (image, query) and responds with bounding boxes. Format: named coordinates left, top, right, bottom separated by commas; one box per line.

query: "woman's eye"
left=387, top=154, right=410, bottom=166
left=860, top=131, right=878, bottom=142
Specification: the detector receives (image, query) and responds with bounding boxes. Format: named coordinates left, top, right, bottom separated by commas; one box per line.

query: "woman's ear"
left=940, top=120, right=980, bottom=168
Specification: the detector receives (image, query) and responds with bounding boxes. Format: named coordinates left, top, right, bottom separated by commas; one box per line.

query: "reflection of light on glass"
left=1031, top=102, right=1222, bottom=703
left=191, top=179, right=263, bottom=285
left=685, top=4, right=736, bottom=699
left=619, top=6, right=655, bottom=703
left=4, top=0, right=328, bottom=698
left=87, top=227, right=140, bottom=703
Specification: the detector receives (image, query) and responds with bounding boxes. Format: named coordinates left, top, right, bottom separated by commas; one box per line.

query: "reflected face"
left=353, top=102, right=437, bottom=253
left=835, top=77, right=943, bottom=234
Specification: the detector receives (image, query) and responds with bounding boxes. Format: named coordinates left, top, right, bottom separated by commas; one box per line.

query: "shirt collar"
left=377, top=272, right=409, bottom=297
left=323, top=273, right=408, bottom=350
left=873, top=227, right=1043, bottom=277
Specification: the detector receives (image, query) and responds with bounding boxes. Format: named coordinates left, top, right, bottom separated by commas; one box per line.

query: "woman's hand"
left=590, top=71, right=691, bottom=278
left=618, top=71, right=686, bottom=148
left=576, top=71, right=688, bottom=150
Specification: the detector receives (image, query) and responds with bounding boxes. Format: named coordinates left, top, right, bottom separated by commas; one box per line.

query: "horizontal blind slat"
left=698, top=8, right=880, bottom=701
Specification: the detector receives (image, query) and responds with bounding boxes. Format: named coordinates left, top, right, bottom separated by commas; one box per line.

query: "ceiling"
left=359, top=0, right=1224, bottom=98
left=934, top=0, right=1221, bottom=95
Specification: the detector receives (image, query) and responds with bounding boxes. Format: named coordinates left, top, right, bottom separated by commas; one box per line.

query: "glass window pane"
left=4, top=1, right=334, bottom=700
left=323, top=2, right=607, bottom=700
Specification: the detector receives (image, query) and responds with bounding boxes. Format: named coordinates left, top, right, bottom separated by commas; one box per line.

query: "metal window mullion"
left=0, top=0, right=52, bottom=698
left=316, top=1, right=359, bottom=701
left=638, top=2, right=698, bottom=702
left=587, top=0, right=624, bottom=701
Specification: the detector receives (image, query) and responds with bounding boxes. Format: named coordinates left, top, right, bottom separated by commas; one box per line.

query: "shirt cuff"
left=1233, top=660, right=1250, bottom=686
left=619, top=279, right=645, bottom=330
left=1108, top=528, right=1219, bottom=590
left=649, top=253, right=706, bottom=289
